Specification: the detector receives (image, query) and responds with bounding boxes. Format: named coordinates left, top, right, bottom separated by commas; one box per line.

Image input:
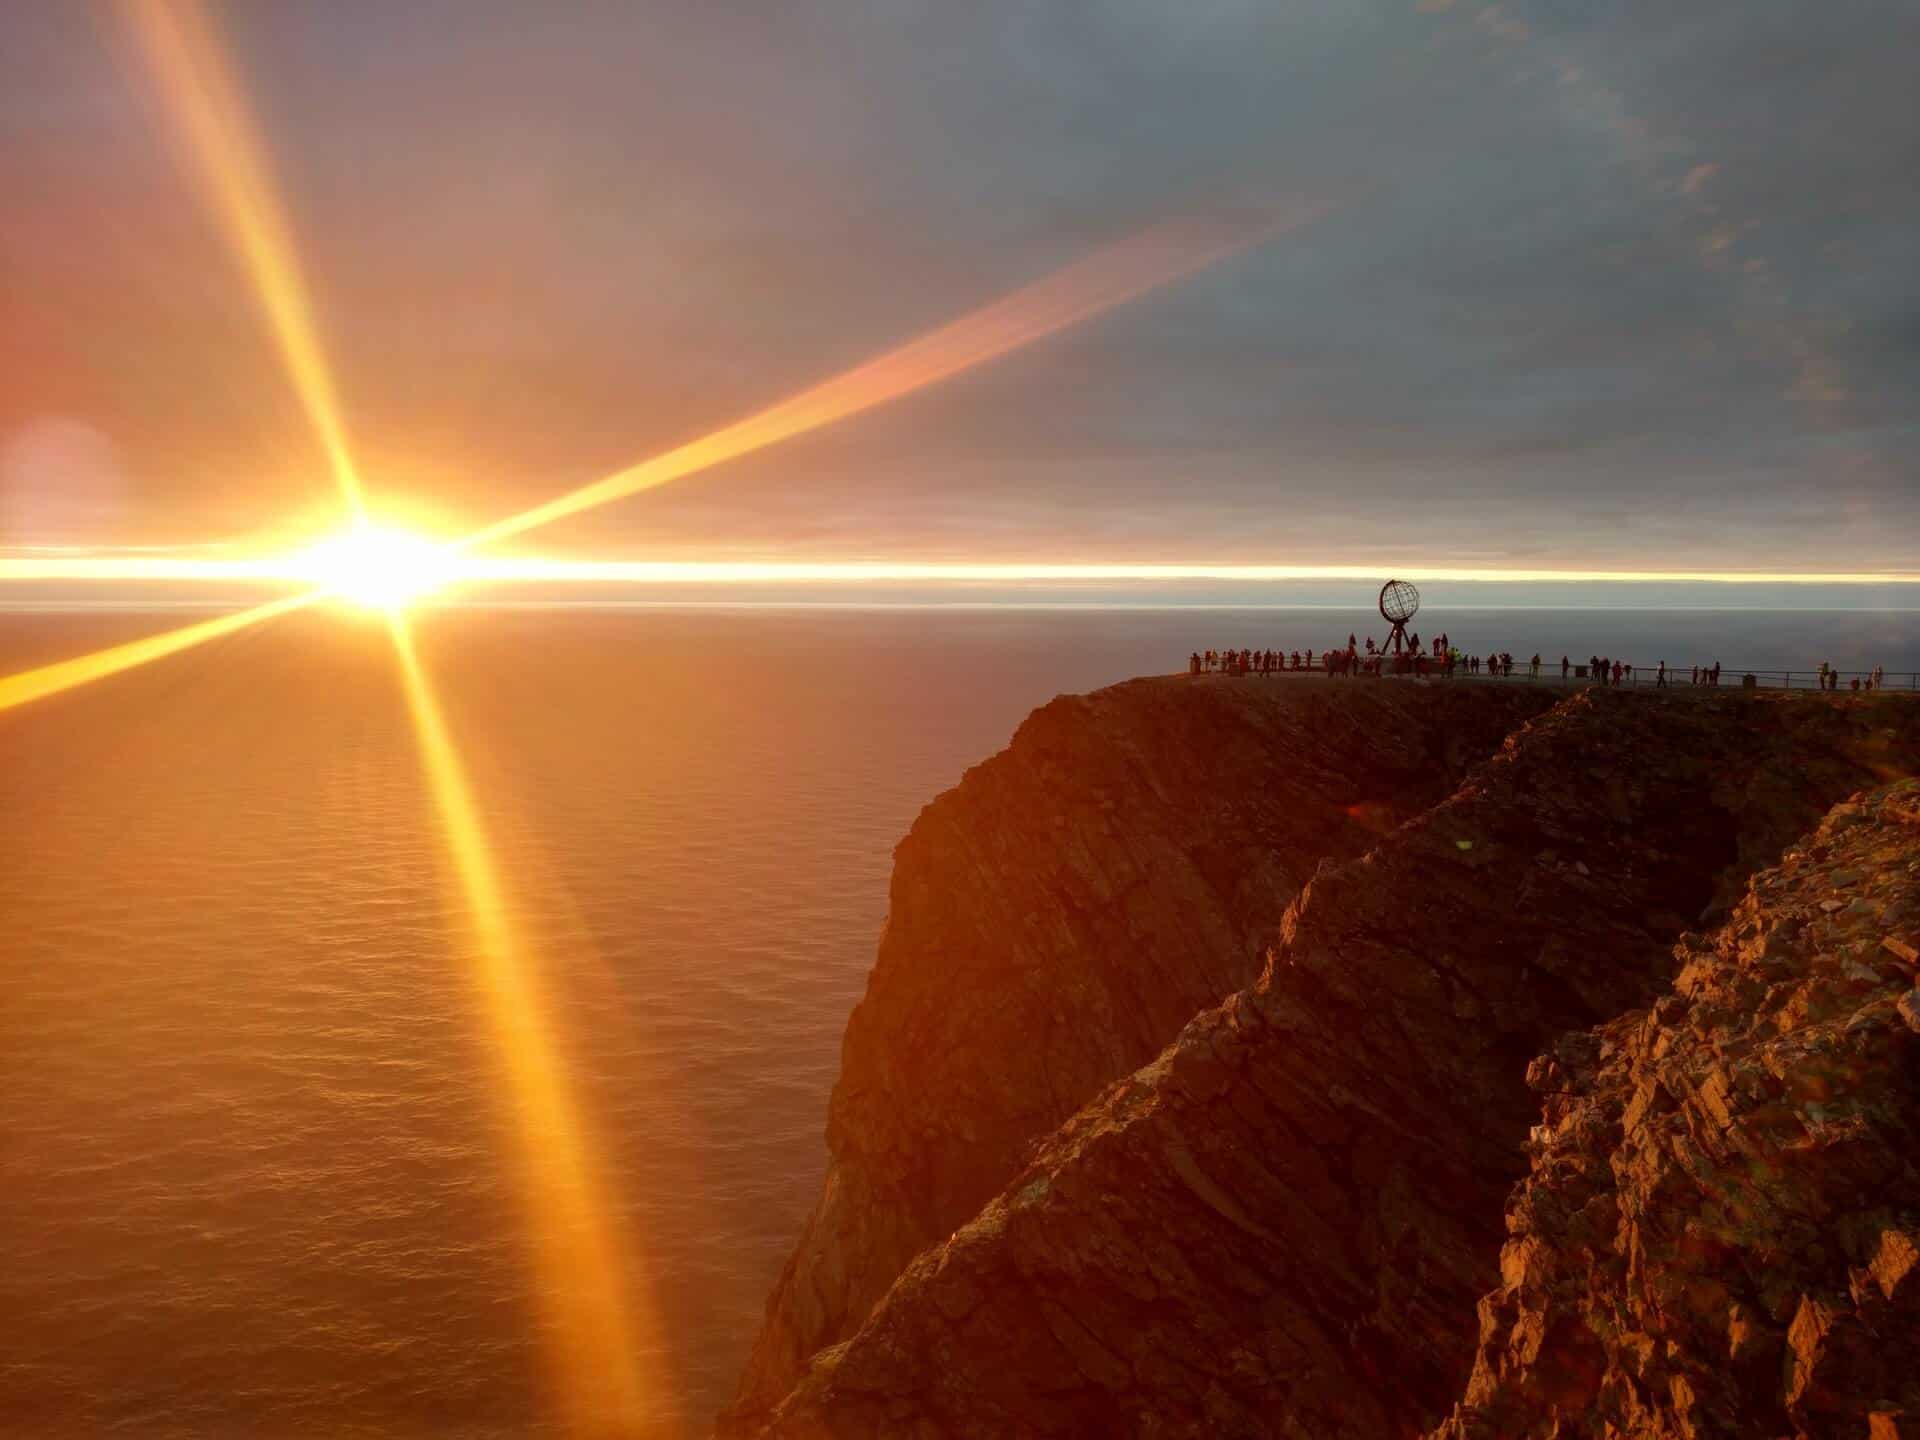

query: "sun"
left=297, top=525, right=459, bottom=610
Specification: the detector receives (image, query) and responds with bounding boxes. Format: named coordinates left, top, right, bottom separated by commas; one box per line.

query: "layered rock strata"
left=1431, top=779, right=1920, bottom=1439
left=726, top=678, right=1561, bottom=1421
left=742, top=688, right=1920, bottom=1437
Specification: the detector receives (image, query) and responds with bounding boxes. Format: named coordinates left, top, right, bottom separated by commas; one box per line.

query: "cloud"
left=0, top=0, right=1913, bottom=570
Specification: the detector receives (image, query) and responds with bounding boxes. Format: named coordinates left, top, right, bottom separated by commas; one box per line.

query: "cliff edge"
left=727, top=677, right=1560, bottom=1421
left=735, top=682, right=1920, bottom=1437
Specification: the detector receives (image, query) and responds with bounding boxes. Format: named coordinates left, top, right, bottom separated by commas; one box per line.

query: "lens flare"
left=296, top=526, right=458, bottom=611
left=456, top=210, right=1310, bottom=554
left=386, top=615, right=659, bottom=1437
left=121, top=0, right=366, bottom=523
left=0, top=591, right=321, bottom=715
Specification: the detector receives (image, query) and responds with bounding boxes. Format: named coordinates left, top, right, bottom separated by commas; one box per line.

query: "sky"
left=0, top=0, right=1915, bottom=589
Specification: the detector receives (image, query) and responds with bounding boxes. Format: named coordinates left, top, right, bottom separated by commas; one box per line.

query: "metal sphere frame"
left=1378, top=578, right=1421, bottom=655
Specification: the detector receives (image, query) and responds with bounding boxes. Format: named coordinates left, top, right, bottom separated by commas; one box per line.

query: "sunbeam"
left=121, top=0, right=366, bottom=523
left=386, top=614, right=660, bottom=1438
left=0, top=591, right=321, bottom=715
left=454, top=209, right=1314, bottom=554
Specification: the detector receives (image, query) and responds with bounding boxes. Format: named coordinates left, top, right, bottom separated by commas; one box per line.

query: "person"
left=1657, top=660, right=1667, bottom=688
left=1712, top=662, right=1721, bottom=686
left=1851, top=675, right=1862, bottom=692
left=1611, top=659, right=1623, bottom=686
left=1531, top=653, right=1541, bottom=677
left=1189, top=652, right=1201, bottom=676
left=1561, top=655, right=1570, bottom=680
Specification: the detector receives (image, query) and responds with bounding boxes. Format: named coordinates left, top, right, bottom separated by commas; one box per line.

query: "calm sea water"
left=1, top=605, right=1914, bottom=1437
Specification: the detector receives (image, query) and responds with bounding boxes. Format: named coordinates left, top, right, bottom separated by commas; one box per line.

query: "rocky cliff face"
left=726, top=678, right=1561, bottom=1422
left=735, top=684, right=1920, bottom=1437
left=1431, top=779, right=1920, bottom=1440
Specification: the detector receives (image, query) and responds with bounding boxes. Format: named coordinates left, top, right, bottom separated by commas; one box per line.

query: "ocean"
left=1, top=604, right=1914, bottom=1437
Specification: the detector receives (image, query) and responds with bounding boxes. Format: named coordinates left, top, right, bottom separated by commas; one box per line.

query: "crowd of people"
left=1179, top=637, right=1900, bottom=690
left=1190, top=632, right=1532, bottom=680
left=1819, top=662, right=1889, bottom=692
left=1188, top=641, right=1905, bottom=691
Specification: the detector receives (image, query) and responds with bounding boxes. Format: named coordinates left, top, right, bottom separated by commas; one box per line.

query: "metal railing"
left=1453, top=664, right=1916, bottom=692
left=1187, top=655, right=1918, bottom=693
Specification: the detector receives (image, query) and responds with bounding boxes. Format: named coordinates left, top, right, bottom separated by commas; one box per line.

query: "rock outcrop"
left=1431, top=779, right=1920, bottom=1439
left=726, top=678, right=1561, bottom=1422
left=738, top=686, right=1920, bottom=1437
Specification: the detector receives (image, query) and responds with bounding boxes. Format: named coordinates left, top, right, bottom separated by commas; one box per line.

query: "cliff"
left=726, top=677, right=1561, bottom=1421
left=1431, top=779, right=1920, bottom=1439
left=733, top=681, right=1920, bottom=1437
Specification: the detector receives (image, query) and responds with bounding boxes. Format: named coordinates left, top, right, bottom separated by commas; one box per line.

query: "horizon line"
left=4, top=556, right=1920, bottom=587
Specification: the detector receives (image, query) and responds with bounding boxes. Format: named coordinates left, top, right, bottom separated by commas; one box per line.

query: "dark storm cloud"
left=0, top=0, right=1913, bottom=568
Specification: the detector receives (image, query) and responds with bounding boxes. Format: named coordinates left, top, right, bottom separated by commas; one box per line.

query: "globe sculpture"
left=1378, top=578, right=1420, bottom=655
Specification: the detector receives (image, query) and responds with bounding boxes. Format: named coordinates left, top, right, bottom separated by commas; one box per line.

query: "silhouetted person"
left=1657, top=660, right=1667, bottom=688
